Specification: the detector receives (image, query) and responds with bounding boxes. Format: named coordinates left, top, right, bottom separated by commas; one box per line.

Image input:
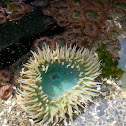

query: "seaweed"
left=97, top=44, right=124, bottom=78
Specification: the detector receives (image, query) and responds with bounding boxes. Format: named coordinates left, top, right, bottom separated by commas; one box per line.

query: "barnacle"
left=84, top=7, right=101, bottom=22
left=93, top=0, right=111, bottom=12
left=52, top=35, right=68, bottom=47
left=69, top=0, right=84, bottom=7
left=68, top=8, right=83, bottom=22
left=7, top=2, right=26, bottom=12
left=82, top=21, right=99, bottom=38
left=0, top=83, right=13, bottom=99
left=64, top=29, right=81, bottom=41
left=8, top=11, right=25, bottom=21
left=6, top=1, right=32, bottom=21
left=18, top=44, right=101, bottom=125
left=113, top=0, right=126, bottom=11
left=76, top=36, right=93, bottom=48
left=33, top=37, right=53, bottom=50
left=55, top=13, right=70, bottom=27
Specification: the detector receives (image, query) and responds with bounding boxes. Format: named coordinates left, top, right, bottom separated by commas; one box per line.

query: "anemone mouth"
left=18, top=44, right=101, bottom=125
left=39, top=62, right=80, bottom=100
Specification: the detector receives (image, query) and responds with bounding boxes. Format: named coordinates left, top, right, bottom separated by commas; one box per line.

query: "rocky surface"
left=0, top=90, right=126, bottom=126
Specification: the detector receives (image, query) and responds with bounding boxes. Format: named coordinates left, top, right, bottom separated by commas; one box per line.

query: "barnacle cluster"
left=0, top=0, right=32, bottom=24
left=43, top=0, right=109, bottom=37
left=18, top=44, right=101, bottom=125
left=42, top=0, right=126, bottom=59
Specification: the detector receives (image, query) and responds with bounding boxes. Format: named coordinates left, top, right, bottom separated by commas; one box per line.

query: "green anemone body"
left=39, top=62, right=80, bottom=100
left=18, top=44, right=101, bottom=125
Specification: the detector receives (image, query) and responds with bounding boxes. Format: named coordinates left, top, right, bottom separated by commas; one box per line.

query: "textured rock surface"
left=0, top=91, right=126, bottom=126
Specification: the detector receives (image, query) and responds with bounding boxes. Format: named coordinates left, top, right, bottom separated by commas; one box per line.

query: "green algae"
left=97, top=44, right=124, bottom=78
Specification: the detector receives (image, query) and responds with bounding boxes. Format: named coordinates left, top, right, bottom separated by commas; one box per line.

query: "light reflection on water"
left=118, top=33, right=126, bottom=88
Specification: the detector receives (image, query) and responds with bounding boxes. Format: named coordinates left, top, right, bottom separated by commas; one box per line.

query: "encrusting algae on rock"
left=17, top=44, right=102, bottom=125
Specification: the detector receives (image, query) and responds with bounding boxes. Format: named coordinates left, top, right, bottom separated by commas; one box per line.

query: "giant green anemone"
left=18, top=44, right=101, bottom=125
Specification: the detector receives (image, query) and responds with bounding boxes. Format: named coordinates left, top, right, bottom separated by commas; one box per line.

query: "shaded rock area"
left=0, top=8, right=53, bottom=51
